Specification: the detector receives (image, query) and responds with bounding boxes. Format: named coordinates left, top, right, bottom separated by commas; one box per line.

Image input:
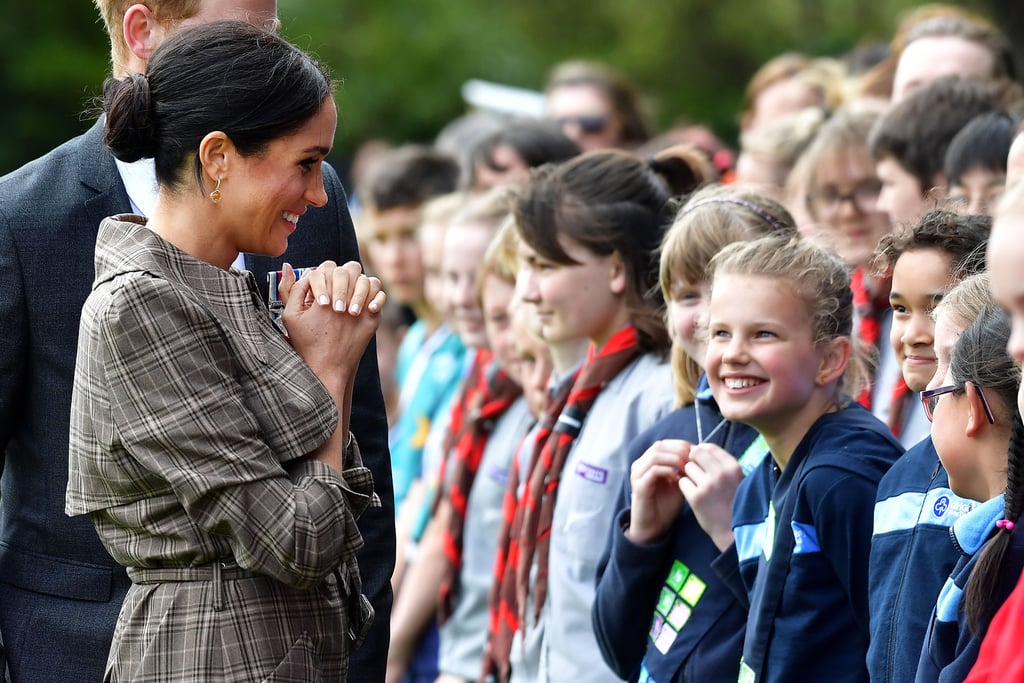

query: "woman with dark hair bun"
left=66, top=20, right=385, bottom=682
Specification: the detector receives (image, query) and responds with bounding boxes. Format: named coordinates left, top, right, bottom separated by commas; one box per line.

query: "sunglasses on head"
left=554, top=114, right=609, bottom=135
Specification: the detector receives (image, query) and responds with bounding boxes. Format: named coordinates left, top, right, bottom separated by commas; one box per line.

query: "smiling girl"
left=482, top=150, right=676, bottom=683
left=867, top=213, right=989, bottom=683
left=686, top=235, right=902, bottom=683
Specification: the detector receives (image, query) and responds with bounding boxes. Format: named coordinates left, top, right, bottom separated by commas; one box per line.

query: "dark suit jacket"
left=0, top=120, right=394, bottom=683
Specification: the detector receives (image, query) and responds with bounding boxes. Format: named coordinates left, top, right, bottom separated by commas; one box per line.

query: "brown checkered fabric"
left=67, top=216, right=378, bottom=681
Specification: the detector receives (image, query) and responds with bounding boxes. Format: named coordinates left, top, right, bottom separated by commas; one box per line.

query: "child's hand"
left=679, top=443, right=744, bottom=552
left=626, top=439, right=693, bottom=545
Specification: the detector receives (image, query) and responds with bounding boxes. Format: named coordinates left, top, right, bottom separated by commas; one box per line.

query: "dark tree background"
left=2, top=1, right=1018, bottom=176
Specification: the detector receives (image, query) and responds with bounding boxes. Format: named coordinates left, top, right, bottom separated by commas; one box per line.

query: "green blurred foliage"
left=1, top=0, right=1011, bottom=176
left=0, top=3, right=109, bottom=173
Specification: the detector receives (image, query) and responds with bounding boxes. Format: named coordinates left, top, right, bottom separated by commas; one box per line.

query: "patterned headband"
left=679, top=197, right=787, bottom=233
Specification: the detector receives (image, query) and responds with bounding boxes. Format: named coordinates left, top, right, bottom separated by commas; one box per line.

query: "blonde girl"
left=686, top=235, right=902, bottom=683
left=593, top=186, right=796, bottom=682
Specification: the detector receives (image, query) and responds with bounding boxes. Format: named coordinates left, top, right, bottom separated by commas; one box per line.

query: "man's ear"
left=122, top=4, right=165, bottom=67
left=816, top=336, right=851, bottom=386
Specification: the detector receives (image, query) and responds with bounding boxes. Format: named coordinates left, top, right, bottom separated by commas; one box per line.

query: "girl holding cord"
left=592, top=185, right=796, bottom=683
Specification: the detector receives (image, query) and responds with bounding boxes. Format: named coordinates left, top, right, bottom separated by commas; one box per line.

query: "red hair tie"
left=996, top=519, right=1015, bottom=532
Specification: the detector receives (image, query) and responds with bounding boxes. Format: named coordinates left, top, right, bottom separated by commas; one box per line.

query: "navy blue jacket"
left=714, top=404, right=902, bottom=683
left=915, top=495, right=1024, bottom=683
left=593, top=382, right=765, bottom=683
left=868, top=437, right=975, bottom=683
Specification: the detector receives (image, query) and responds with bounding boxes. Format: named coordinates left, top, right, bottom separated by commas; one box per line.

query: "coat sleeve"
left=0, top=211, right=27, bottom=472
left=242, top=163, right=394, bottom=679
left=806, top=468, right=880, bottom=635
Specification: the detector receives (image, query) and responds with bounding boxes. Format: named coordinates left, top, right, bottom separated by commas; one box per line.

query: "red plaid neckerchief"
left=851, top=266, right=890, bottom=409
left=480, top=371, right=575, bottom=683
left=516, top=324, right=642, bottom=621
left=887, top=374, right=911, bottom=438
left=437, top=349, right=521, bottom=624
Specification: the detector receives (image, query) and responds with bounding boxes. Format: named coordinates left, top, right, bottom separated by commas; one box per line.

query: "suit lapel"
left=78, top=119, right=133, bottom=231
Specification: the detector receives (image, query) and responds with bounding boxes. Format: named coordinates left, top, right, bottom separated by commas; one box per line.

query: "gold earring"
left=209, top=177, right=222, bottom=203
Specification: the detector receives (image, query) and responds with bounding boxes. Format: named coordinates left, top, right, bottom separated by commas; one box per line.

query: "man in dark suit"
left=0, top=2, right=393, bottom=681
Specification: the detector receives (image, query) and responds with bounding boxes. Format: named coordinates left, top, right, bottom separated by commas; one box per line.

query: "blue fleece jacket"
left=714, top=404, right=902, bottom=683
left=868, top=436, right=975, bottom=683
left=915, top=494, right=1024, bottom=683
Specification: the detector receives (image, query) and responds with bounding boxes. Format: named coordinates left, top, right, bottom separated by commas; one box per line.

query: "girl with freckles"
left=683, top=235, right=902, bottom=683
left=592, top=186, right=796, bottom=683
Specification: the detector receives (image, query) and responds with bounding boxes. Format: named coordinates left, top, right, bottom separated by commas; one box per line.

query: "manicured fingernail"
left=334, top=299, right=345, bottom=311
left=349, top=303, right=361, bottom=315
left=318, top=294, right=329, bottom=306
left=369, top=301, right=380, bottom=312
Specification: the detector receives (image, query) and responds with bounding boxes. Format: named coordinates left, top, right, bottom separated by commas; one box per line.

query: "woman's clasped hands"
left=278, top=260, right=387, bottom=378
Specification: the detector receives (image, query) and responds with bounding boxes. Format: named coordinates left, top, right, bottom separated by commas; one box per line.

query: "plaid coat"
left=66, top=216, right=378, bottom=682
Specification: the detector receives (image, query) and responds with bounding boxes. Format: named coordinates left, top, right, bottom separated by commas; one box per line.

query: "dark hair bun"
left=103, top=72, right=157, bottom=162
left=647, top=143, right=717, bottom=197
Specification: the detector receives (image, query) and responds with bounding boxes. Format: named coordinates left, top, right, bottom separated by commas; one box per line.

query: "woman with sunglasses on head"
left=915, top=307, right=1024, bottom=682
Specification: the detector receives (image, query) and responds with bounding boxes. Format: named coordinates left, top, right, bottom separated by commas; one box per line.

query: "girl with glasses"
left=916, top=307, right=1024, bottom=682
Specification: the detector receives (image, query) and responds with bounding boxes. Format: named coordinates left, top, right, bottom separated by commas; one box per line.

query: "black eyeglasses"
left=920, top=384, right=996, bottom=424
left=554, top=115, right=609, bottom=135
left=808, top=181, right=882, bottom=216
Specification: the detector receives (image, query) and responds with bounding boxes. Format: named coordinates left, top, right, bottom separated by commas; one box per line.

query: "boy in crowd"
left=869, top=75, right=1007, bottom=227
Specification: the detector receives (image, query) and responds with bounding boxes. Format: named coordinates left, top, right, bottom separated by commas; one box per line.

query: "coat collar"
left=93, top=215, right=261, bottom=308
